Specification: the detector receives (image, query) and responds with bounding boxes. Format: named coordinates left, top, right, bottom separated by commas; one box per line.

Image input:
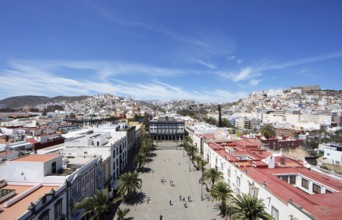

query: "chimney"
left=267, top=155, right=275, bottom=168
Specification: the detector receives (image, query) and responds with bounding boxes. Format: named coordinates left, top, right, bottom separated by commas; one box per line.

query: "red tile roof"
left=245, top=167, right=342, bottom=220
left=12, top=154, right=60, bottom=162
left=26, top=138, right=39, bottom=144
left=208, top=138, right=342, bottom=219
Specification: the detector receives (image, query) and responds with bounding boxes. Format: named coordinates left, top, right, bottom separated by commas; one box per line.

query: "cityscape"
left=1, top=1, right=342, bottom=220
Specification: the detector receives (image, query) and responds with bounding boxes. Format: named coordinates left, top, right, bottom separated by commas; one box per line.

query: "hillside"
left=0, top=95, right=90, bottom=109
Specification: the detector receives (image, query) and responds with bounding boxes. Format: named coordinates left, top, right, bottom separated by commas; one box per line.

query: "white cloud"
left=0, top=60, right=247, bottom=103
left=218, top=67, right=261, bottom=82
left=249, top=79, right=262, bottom=86
left=217, top=51, right=342, bottom=86
left=195, top=60, right=216, bottom=69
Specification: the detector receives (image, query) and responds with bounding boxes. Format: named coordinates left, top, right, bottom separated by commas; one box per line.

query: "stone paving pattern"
left=119, top=143, right=219, bottom=220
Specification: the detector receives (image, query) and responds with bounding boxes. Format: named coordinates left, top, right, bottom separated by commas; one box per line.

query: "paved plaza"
left=119, top=142, right=219, bottom=220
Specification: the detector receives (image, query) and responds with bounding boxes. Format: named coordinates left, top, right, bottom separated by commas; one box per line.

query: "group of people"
left=178, top=195, right=192, bottom=208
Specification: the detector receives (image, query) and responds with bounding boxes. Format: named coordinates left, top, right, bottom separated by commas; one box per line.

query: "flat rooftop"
left=12, top=154, right=60, bottom=162
left=0, top=185, right=60, bottom=220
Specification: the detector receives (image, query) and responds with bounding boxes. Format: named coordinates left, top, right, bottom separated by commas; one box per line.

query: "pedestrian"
left=188, top=196, right=190, bottom=202
left=183, top=197, right=185, bottom=202
left=160, top=215, right=163, bottom=220
left=169, top=199, right=172, bottom=205
left=184, top=202, right=187, bottom=208
left=179, top=195, right=182, bottom=201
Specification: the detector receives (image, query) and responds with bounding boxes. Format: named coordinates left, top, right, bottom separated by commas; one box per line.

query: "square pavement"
left=119, top=144, right=219, bottom=220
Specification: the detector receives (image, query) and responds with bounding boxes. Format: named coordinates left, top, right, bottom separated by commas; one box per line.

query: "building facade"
left=149, top=117, right=185, bottom=141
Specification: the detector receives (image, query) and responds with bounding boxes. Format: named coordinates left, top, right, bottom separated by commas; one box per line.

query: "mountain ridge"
left=0, top=95, right=90, bottom=109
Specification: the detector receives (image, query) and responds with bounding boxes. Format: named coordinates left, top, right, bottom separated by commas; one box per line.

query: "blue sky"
left=0, top=0, right=341, bottom=102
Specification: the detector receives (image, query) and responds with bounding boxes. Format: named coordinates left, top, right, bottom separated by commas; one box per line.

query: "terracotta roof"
left=246, top=167, right=342, bottom=220
left=26, top=138, right=39, bottom=144
left=0, top=185, right=60, bottom=220
left=0, top=151, right=14, bottom=157
left=12, top=154, right=60, bottom=162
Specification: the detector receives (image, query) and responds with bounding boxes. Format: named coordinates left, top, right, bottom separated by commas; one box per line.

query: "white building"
left=199, top=137, right=342, bottom=220
left=320, top=143, right=342, bottom=166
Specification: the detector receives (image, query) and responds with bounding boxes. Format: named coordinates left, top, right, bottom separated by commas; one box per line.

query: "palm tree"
left=116, top=207, right=130, bottom=220
left=232, top=194, right=273, bottom=220
left=74, top=189, right=121, bottom=220
left=260, top=124, right=276, bottom=140
left=118, top=172, right=142, bottom=200
left=198, top=157, right=208, bottom=177
left=210, top=181, right=233, bottom=205
left=140, top=134, right=154, bottom=156
left=184, top=135, right=193, bottom=145
left=142, top=134, right=153, bottom=149
left=134, top=152, right=149, bottom=171
left=214, top=201, right=236, bottom=220
left=203, top=168, right=223, bottom=187
left=185, top=144, right=197, bottom=162
left=194, top=155, right=203, bottom=170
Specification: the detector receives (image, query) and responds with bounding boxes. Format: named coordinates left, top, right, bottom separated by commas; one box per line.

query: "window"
left=313, top=183, right=321, bottom=194
left=301, top=178, right=309, bottom=189
left=271, top=206, right=279, bottom=220
left=39, top=209, right=50, bottom=220
left=326, top=189, right=333, bottom=193
left=289, top=176, right=296, bottom=185
left=227, top=167, right=231, bottom=178
left=51, top=162, right=56, bottom=174
left=236, top=176, right=241, bottom=187
left=54, top=199, right=63, bottom=219
left=279, top=175, right=288, bottom=182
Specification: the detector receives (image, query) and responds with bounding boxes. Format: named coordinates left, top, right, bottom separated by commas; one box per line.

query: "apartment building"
left=187, top=124, right=341, bottom=220
left=202, top=139, right=341, bottom=220
left=319, top=143, right=342, bottom=166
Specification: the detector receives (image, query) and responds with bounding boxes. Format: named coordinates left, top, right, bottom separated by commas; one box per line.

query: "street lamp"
left=201, top=180, right=204, bottom=201
left=189, top=155, right=191, bottom=172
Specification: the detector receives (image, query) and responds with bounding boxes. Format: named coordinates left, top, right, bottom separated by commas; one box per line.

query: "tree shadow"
left=140, top=167, right=152, bottom=173
left=149, top=152, right=157, bottom=157
left=124, top=192, right=146, bottom=205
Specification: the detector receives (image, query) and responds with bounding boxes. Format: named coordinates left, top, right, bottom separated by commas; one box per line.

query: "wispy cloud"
left=267, top=51, right=342, bottom=70
left=9, top=59, right=191, bottom=80
left=218, top=51, right=342, bottom=86
left=249, top=79, right=262, bottom=86
left=195, top=60, right=216, bottom=69
left=217, top=67, right=261, bottom=83
left=0, top=60, right=247, bottom=103
left=226, top=55, right=242, bottom=65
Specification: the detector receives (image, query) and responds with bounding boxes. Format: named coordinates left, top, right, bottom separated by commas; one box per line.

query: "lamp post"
left=189, top=155, right=191, bottom=172
left=201, top=180, right=204, bottom=201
